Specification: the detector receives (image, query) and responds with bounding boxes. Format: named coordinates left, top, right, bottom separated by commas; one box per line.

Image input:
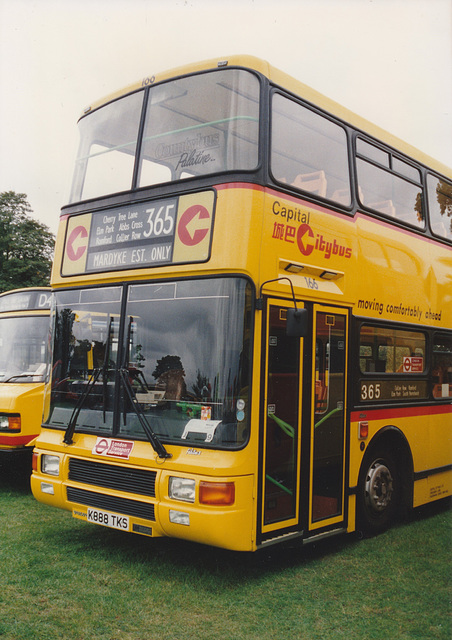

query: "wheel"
left=357, top=448, right=400, bottom=535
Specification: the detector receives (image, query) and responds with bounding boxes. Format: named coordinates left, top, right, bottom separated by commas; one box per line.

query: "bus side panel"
left=0, top=383, right=45, bottom=450
left=413, top=470, right=452, bottom=508
left=414, top=404, right=452, bottom=507
left=350, top=406, right=451, bottom=513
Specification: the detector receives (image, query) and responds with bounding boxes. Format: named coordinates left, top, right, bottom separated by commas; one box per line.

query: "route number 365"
left=361, top=383, right=381, bottom=401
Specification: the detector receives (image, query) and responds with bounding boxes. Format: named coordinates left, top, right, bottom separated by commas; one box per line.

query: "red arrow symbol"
left=177, top=205, right=210, bottom=246
left=66, top=225, right=88, bottom=261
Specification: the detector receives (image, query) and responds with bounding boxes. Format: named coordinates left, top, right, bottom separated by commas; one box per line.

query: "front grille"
left=68, top=458, right=156, bottom=497
left=67, top=486, right=155, bottom=521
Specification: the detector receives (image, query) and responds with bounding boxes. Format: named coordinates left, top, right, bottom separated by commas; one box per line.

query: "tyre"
left=357, top=448, right=400, bottom=535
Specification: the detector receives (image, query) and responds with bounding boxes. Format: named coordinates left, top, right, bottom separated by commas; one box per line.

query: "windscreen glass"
left=46, top=278, right=252, bottom=449
left=47, top=287, right=123, bottom=434
left=0, top=316, right=49, bottom=383
left=70, top=92, right=144, bottom=203
left=69, top=68, right=260, bottom=203
left=119, top=278, right=252, bottom=448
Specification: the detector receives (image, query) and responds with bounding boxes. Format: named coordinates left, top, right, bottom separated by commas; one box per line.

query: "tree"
left=0, top=191, right=55, bottom=293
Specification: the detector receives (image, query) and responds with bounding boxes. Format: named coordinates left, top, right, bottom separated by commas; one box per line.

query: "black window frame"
left=432, top=331, right=452, bottom=401
left=69, top=66, right=265, bottom=207
left=425, top=172, right=452, bottom=241
left=353, top=319, right=452, bottom=405
left=355, top=135, right=425, bottom=230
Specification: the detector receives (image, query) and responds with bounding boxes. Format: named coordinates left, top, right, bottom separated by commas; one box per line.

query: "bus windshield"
left=48, top=278, right=252, bottom=449
left=70, top=69, right=260, bottom=202
left=0, top=316, right=49, bottom=383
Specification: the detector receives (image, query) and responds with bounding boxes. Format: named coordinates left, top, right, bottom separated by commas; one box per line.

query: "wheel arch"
left=363, top=425, right=414, bottom=510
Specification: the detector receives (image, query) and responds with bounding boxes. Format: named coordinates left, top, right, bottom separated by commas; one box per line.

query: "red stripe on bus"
left=214, top=182, right=451, bottom=247
left=0, top=434, right=39, bottom=446
left=351, top=404, right=451, bottom=422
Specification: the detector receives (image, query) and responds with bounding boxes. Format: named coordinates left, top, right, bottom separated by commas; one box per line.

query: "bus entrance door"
left=308, top=306, right=348, bottom=532
left=261, top=302, right=302, bottom=535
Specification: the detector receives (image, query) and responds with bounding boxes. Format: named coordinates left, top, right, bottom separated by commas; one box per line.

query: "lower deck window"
left=358, top=324, right=429, bottom=403
left=432, top=334, right=452, bottom=399
left=359, top=325, right=425, bottom=374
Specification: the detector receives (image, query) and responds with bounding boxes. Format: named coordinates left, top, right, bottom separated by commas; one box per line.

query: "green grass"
left=0, top=470, right=450, bottom=640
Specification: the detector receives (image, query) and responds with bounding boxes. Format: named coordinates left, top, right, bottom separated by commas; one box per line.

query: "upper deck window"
left=271, top=93, right=351, bottom=206
left=356, top=138, right=425, bottom=228
left=427, top=174, right=452, bottom=240
left=138, top=69, right=260, bottom=187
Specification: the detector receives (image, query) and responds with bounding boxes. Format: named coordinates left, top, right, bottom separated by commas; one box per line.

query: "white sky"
left=0, top=0, right=451, bottom=235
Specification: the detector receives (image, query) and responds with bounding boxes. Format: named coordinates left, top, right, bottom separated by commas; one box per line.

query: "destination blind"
left=360, top=379, right=428, bottom=402
left=61, top=191, right=215, bottom=276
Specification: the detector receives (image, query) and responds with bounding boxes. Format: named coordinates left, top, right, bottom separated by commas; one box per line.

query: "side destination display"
left=62, top=190, right=215, bottom=276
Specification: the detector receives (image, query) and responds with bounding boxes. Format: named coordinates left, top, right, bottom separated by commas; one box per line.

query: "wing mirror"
left=257, top=277, right=308, bottom=338
left=286, top=307, right=308, bottom=337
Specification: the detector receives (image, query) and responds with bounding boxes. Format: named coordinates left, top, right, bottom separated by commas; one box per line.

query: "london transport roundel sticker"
left=94, top=438, right=109, bottom=455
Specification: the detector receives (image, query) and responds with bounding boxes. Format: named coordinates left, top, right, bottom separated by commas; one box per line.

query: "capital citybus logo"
left=300, top=226, right=352, bottom=260
left=272, top=207, right=352, bottom=261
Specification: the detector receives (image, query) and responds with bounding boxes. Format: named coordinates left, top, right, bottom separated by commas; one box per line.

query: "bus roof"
left=82, top=55, right=450, bottom=179
left=0, top=287, right=50, bottom=297
left=0, top=287, right=51, bottom=313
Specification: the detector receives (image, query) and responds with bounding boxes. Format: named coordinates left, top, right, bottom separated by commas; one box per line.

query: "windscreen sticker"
left=92, top=437, right=134, bottom=459
left=62, top=191, right=215, bottom=276
left=402, top=356, right=423, bottom=373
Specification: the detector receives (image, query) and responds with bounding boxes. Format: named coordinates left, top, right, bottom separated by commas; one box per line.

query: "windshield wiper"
left=63, top=368, right=102, bottom=445
left=2, top=373, right=42, bottom=383
left=64, top=319, right=115, bottom=445
left=119, top=368, right=171, bottom=459
left=120, top=316, right=171, bottom=460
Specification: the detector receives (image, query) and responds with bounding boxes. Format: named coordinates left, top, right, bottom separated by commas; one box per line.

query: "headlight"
left=41, top=454, right=60, bottom=476
left=169, top=477, right=196, bottom=503
left=0, top=414, right=21, bottom=431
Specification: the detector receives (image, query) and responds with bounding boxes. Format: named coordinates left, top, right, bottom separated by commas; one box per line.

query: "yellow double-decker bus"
left=0, top=287, right=51, bottom=467
left=31, top=56, right=451, bottom=551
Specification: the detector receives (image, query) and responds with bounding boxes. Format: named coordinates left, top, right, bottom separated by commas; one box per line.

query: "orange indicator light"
left=8, top=416, right=21, bottom=431
left=199, top=481, right=235, bottom=506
